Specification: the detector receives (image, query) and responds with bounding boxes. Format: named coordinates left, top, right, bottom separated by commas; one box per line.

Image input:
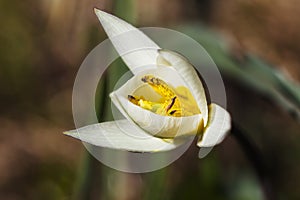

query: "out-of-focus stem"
left=72, top=73, right=108, bottom=200
left=231, top=122, right=276, bottom=200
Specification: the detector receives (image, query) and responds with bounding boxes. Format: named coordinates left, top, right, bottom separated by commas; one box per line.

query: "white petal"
left=157, top=49, right=209, bottom=126
left=94, top=9, right=159, bottom=74
left=64, top=120, right=184, bottom=152
left=197, top=103, right=231, bottom=147
left=110, top=67, right=204, bottom=138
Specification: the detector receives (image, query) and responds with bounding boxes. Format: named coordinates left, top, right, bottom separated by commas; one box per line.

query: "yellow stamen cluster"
left=128, top=75, right=200, bottom=117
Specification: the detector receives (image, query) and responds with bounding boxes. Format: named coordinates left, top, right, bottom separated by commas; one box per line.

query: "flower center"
left=128, top=75, right=200, bottom=117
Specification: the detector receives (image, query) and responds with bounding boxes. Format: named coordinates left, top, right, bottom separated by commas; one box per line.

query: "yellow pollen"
left=128, top=75, right=200, bottom=117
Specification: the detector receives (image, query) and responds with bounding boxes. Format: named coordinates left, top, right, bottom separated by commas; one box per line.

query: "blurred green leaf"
left=113, top=0, right=137, bottom=25
left=179, top=25, right=300, bottom=121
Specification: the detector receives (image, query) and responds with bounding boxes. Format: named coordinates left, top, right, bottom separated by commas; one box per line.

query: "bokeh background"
left=1, top=0, right=300, bottom=199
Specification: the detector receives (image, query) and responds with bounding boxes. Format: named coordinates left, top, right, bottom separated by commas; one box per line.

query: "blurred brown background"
left=1, top=0, right=300, bottom=199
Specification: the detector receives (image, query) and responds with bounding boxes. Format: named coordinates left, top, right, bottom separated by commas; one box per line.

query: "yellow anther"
left=141, top=75, right=176, bottom=99
left=128, top=75, right=200, bottom=117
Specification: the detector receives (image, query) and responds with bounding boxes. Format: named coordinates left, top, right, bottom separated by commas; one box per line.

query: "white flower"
left=64, top=9, right=231, bottom=153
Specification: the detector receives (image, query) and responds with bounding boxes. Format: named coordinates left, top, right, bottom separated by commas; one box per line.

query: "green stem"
left=72, top=72, right=109, bottom=200
left=73, top=1, right=138, bottom=200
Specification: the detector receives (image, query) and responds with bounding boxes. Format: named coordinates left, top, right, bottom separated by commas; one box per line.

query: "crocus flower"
left=64, top=9, right=231, bottom=154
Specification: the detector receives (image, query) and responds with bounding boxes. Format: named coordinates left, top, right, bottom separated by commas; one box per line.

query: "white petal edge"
left=94, top=9, right=159, bottom=74
left=64, top=120, right=182, bottom=152
left=157, top=49, right=209, bottom=126
left=197, top=103, right=231, bottom=147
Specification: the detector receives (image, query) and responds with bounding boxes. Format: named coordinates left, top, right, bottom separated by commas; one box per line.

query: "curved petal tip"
left=197, top=103, right=231, bottom=147
left=94, top=9, right=159, bottom=74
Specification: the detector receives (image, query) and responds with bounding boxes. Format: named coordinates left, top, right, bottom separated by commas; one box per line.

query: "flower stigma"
left=128, top=75, right=200, bottom=117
